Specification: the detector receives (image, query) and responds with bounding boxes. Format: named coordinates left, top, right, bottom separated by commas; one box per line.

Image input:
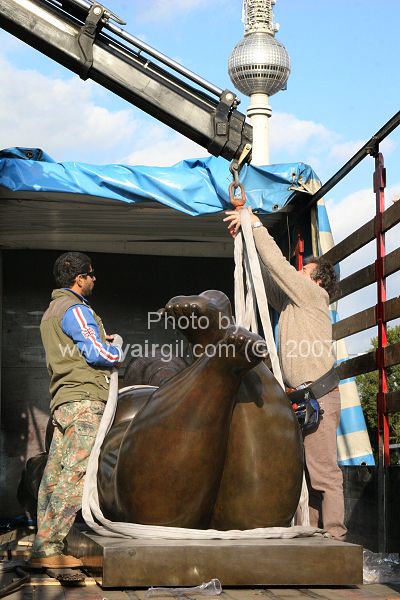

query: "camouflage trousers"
left=31, top=399, right=105, bottom=558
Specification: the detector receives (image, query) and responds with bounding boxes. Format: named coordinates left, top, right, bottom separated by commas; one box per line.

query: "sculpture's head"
left=199, top=290, right=233, bottom=320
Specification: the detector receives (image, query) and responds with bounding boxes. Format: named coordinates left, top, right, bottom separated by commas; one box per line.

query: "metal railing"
left=310, top=113, right=400, bottom=552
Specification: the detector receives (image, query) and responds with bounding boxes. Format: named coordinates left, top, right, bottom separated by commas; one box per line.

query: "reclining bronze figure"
left=97, top=290, right=304, bottom=530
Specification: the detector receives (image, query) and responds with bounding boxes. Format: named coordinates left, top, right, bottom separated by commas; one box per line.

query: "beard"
left=83, top=282, right=94, bottom=297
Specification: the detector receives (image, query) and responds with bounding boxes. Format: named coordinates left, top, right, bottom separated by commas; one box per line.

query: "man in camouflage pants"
left=29, top=252, right=122, bottom=569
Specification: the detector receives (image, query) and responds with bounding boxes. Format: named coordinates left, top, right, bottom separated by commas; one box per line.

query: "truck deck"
left=2, top=573, right=400, bottom=599
left=2, top=532, right=400, bottom=600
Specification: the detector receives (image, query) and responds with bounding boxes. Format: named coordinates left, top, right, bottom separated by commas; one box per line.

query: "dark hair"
left=304, top=255, right=339, bottom=299
left=53, top=252, right=92, bottom=287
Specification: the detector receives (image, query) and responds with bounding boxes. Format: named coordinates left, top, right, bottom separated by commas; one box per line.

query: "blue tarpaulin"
left=0, top=146, right=375, bottom=465
left=0, top=147, right=320, bottom=216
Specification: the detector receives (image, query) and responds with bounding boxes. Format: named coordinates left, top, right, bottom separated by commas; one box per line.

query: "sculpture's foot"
left=164, top=293, right=232, bottom=347
left=223, top=326, right=268, bottom=371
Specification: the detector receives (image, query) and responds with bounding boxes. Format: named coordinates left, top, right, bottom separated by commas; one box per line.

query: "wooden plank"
left=332, top=263, right=375, bottom=302
left=366, top=583, right=400, bottom=597
left=386, top=390, right=400, bottom=414
left=382, top=197, right=400, bottom=232
left=333, top=297, right=400, bottom=340
left=331, top=247, right=400, bottom=303
left=385, top=341, right=400, bottom=368
left=337, top=350, right=376, bottom=379
left=385, top=296, right=400, bottom=322
left=384, top=246, right=400, bottom=278
left=331, top=248, right=400, bottom=302
left=333, top=306, right=375, bottom=341
left=322, top=218, right=375, bottom=265
left=337, top=341, right=400, bottom=379
left=323, top=200, right=399, bottom=267
left=0, top=237, right=234, bottom=258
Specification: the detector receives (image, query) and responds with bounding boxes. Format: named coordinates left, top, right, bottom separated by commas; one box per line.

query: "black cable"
left=286, top=214, right=291, bottom=261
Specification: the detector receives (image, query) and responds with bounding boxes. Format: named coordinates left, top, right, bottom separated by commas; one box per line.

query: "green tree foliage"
left=356, top=324, right=400, bottom=460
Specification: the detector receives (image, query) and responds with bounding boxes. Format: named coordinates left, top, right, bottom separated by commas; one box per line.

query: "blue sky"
left=1, top=0, right=399, bottom=353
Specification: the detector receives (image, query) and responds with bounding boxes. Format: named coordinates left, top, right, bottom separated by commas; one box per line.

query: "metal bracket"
left=366, top=137, right=379, bottom=158
left=208, top=89, right=240, bottom=157
left=77, top=4, right=104, bottom=80
left=228, top=143, right=252, bottom=208
left=77, top=3, right=126, bottom=80
left=229, top=143, right=252, bottom=185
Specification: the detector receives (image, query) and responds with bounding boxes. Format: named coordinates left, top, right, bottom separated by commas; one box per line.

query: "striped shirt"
left=61, top=291, right=121, bottom=367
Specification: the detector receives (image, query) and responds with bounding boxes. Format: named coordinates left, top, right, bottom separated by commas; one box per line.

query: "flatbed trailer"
left=2, top=578, right=400, bottom=600
left=0, top=533, right=399, bottom=600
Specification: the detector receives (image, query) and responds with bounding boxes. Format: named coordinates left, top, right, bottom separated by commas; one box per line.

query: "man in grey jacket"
left=224, top=208, right=346, bottom=541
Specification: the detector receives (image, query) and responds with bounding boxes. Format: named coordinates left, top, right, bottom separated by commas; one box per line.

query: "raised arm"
left=258, top=260, right=287, bottom=312
left=224, top=208, right=315, bottom=307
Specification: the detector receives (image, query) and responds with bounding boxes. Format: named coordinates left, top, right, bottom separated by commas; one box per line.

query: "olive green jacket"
left=41, top=289, right=112, bottom=413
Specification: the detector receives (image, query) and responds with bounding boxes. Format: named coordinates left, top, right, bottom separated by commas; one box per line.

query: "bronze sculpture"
left=97, top=291, right=304, bottom=530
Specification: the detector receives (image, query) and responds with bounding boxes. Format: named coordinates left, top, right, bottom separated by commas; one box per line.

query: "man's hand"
left=106, top=334, right=123, bottom=348
left=223, top=207, right=261, bottom=238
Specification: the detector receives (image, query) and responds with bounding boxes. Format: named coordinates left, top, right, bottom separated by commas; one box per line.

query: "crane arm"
left=0, top=0, right=252, bottom=162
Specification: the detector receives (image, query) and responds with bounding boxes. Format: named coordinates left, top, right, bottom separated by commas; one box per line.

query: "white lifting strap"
left=234, top=208, right=284, bottom=388
left=233, top=208, right=309, bottom=527
left=82, top=375, right=315, bottom=536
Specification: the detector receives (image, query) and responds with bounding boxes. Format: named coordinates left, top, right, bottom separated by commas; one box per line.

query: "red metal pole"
left=374, top=152, right=389, bottom=466
left=374, top=151, right=389, bottom=553
left=295, top=230, right=304, bottom=271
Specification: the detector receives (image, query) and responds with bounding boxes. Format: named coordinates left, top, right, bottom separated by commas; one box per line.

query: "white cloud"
left=329, top=137, right=396, bottom=164
left=329, top=140, right=366, bottom=163
left=0, top=54, right=213, bottom=167
left=270, top=112, right=337, bottom=159
left=268, top=112, right=349, bottom=175
left=380, top=138, right=397, bottom=155
left=270, top=113, right=398, bottom=181
left=121, top=124, right=207, bottom=166
left=4, top=50, right=394, bottom=174
left=326, top=187, right=375, bottom=245
left=0, top=56, right=139, bottom=163
left=326, top=184, right=400, bottom=247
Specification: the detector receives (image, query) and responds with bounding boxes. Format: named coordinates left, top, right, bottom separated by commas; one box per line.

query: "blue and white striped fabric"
left=62, top=302, right=122, bottom=367
left=314, top=197, right=374, bottom=465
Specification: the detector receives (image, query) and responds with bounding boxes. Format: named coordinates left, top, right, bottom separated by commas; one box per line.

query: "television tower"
left=228, top=0, right=290, bottom=165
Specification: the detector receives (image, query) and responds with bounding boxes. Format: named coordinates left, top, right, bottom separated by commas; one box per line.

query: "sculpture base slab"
left=67, top=527, right=363, bottom=588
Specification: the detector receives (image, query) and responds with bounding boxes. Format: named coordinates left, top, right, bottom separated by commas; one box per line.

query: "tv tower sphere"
left=228, top=0, right=290, bottom=97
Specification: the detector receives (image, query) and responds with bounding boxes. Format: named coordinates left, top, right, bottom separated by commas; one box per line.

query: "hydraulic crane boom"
left=0, top=0, right=253, bottom=162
